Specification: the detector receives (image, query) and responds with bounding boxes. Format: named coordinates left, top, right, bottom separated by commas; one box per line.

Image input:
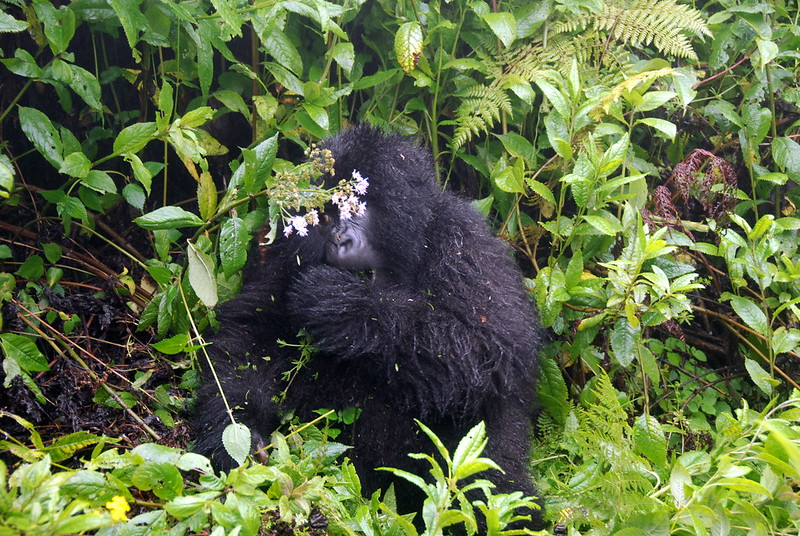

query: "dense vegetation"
left=0, top=0, right=798, bottom=534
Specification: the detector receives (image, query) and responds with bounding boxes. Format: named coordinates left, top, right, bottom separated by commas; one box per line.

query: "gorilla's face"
left=322, top=210, right=382, bottom=273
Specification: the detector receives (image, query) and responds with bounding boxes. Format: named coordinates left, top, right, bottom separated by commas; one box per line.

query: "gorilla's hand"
left=287, top=264, right=418, bottom=359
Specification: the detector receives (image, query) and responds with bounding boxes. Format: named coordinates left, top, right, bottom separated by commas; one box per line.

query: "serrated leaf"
left=727, top=295, right=768, bottom=334
left=670, top=462, right=691, bottom=506
left=744, top=358, right=779, bottom=395
left=59, top=152, right=92, bottom=178
left=65, top=63, right=102, bottom=111
left=634, top=91, right=677, bottom=112
left=0, top=11, right=28, bottom=32
left=537, top=355, right=569, bottom=424
left=82, top=170, right=116, bottom=194
left=772, top=136, right=800, bottom=178
left=134, top=206, right=204, bottom=230
left=220, top=217, right=249, bottom=276
left=222, top=422, right=251, bottom=466
left=262, top=23, right=302, bottom=75
left=19, top=106, right=64, bottom=167
left=122, top=183, right=145, bottom=210
left=114, top=122, right=158, bottom=155
left=0, top=333, right=49, bottom=372
left=610, top=318, right=638, bottom=367
left=634, top=414, right=667, bottom=466
left=637, top=117, right=677, bottom=140
left=527, top=179, right=556, bottom=205
left=493, top=166, right=524, bottom=193
left=583, top=214, right=622, bottom=235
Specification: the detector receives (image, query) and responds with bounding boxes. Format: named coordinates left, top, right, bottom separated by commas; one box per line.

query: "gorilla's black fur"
left=193, top=125, right=543, bottom=527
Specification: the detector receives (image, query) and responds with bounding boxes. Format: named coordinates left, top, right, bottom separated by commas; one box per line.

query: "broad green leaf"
left=122, top=183, right=145, bottom=210
left=331, top=42, right=355, bottom=76
left=772, top=136, right=800, bottom=178
left=637, top=117, right=676, bottom=140
left=222, top=422, right=251, bottom=466
left=59, top=152, right=92, bottom=178
left=527, top=179, right=556, bottom=205
left=756, top=38, right=779, bottom=69
left=496, top=132, right=534, bottom=161
left=744, top=358, right=779, bottom=395
left=0, top=11, right=28, bottom=32
left=482, top=12, right=516, bottom=48
left=771, top=327, right=800, bottom=354
left=220, top=217, right=249, bottom=277
left=583, top=214, right=622, bottom=235
left=210, top=0, right=244, bottom=39
left=262, top=23, right=302, bottom=75
left=19, top=106, right=64, bottom=167
left=535, top=79, right=569, bottom=118
left=493, top=164, right=523, bottom=194
left=108, top=0, right=148, bottom=61
left=134, top=206, right=204, bottom=230
left=114, top=122, right=158, bottom=155
left=727, top=295, right=768, bottom=334
left=0, top=333, right=49, bottom=372
left=65, top=63, right=102, bottom=111
left=82, top=170, right=116, bottom=194
left=186, top=241, right=218, bottom=308
left=670, top=462, right=691, bottom=506
left=537, top=355, right=569, bottom=424
left=634, top=414, right=667, bottom=466
left=610, top=318, right=638, bottom=367
left=634, top=91, right=677, bottom=112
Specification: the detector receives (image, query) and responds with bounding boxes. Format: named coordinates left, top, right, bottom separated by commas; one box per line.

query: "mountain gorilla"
left=193, top=125, right=544, bottom=529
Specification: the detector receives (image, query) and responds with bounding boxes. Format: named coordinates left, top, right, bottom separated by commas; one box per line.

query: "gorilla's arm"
left=286, top=221, right=537, bottom=419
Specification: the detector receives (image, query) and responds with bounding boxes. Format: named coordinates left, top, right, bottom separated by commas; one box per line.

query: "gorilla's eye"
left=320, top=213, right=333, bottom=225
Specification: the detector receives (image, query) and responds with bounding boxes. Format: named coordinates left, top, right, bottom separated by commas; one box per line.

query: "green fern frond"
left=552, top=0, right=710, bottom=59
left=453, top=84, right=513, bottom=149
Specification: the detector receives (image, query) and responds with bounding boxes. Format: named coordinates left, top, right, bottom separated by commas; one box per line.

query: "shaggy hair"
left=193, top=125, right=543, bottom=527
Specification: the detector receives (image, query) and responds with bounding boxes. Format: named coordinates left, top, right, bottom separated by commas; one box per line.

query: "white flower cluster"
left=282, top=169, right=369, bottom=236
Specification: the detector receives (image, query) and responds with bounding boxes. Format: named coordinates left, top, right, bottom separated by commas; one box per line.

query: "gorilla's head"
left=315, top=125, right=439, bottom=284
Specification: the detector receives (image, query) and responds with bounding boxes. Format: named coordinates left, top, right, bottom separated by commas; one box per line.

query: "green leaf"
left=482, top=12, right=517, bottom=48
left=583, top=214, right=622, bottom=236
left=187, top=241, right=218, bottom=308
left=496, top=132, right=534, bottom=161
left=0, top=333, right=49, bottom=372
left=727, top=295, right=768, bottom=334
left=65, top=63, right=102, bottom=111
left=82, top=170, right=116, bottom=194
left=527, top=179, right=556, bottom=205
left=222, top=422, right=251, bottom=466
left=610, top=318, right=638, bottom=367
left=771, top=327, right=800, bottom=354
left=108, top=0, right=148, bottom=61
left=772, top=136, right=800, bottom=178
left=42, top=243, right=62, bottom=264
left=493, top=165, right=523, bottom=193
left=634, top=414, right=667, bottom=466
left=220, top=217, right=249, bottom=277
left=114, top=122, right=158, bottom=155
left=744, top=358, right=779, bottom=395
left=331, top=42, right=355, bottom=76
left=0, top=11, right=28, bottom=32
left=18, top=106, right=64, bottom=167
left=134, top=206, right=204, bottom=230
left=262, top=23, right=302, bottom=75
left=122, top=183, right=145, bottom=210
left=670, top=462, right=691, bottom=506
left=637, top=117, right=676, bottom=140
left=535, top=80, right=569, bottom=118
left=634, top=91, right=677, bottom=112
left=537, top=355, right=569, bottom=424
left=59, top=152, right=92, bottom=178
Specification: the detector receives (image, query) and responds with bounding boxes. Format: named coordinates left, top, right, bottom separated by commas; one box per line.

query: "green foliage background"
left=0, top=0, right=799, bottom=534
